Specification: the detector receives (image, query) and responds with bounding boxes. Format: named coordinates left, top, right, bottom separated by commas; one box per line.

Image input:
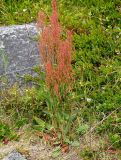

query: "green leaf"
left=64, top=138, right=72, bottom=145
left=71, top=141, right=80, bottom=147
left=45, top=123, right=54, bottom=130
left=76, top=124, right=89, bottom=135
left=51, top=146, right=61, bottom=158
left=33, top=117, right=45, bottom=132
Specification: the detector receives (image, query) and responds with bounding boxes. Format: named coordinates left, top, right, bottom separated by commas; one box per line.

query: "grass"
left=0, top=0, right=121, bottom=159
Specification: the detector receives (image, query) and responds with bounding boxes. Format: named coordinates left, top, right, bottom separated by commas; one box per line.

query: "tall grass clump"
left=35, top=0, right=76, bottom=142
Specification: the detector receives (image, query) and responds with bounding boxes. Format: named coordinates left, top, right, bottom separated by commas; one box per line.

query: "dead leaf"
left=43, top=134, right=50, bottom=142
left=106, top=149, right=117, bottom=154
left=61, top=144, right=69, bottom=153
left=3, top=138, right=9, bottom=145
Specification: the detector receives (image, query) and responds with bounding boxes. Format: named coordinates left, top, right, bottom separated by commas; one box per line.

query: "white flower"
left=23, top=9, right=27, bottom=12
left=86, top=98, right=92, bottom=102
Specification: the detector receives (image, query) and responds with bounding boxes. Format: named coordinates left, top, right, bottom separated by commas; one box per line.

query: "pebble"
left=3, top=150, right=27, bottom=160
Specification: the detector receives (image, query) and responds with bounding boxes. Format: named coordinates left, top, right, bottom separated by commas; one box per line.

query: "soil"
left=0, top=129, right=78, bottom=160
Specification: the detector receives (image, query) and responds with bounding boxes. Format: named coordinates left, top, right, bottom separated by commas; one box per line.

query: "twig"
left=83, top=106, right=121, bottom=137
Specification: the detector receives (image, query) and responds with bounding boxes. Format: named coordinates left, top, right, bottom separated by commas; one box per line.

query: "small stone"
left=3, top=150, right=27, bottom=160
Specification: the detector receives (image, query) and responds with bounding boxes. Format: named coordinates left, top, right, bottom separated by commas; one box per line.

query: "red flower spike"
left=37, top=0, right=73, bottom=97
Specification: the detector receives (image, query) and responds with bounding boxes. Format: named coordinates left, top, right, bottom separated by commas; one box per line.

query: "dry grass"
left=0, top=125, right=78, bottom=160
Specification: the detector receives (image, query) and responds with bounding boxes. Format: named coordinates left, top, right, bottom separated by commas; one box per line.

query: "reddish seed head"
left=37, top=12, right=46, bottom=29
left=37, top=0, right=73, bottom=97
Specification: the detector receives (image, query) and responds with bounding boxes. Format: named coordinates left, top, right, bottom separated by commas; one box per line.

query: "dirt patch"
left=0, top=132, right=78, bottom=160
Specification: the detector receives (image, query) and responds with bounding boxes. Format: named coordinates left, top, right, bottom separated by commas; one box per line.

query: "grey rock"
left=3, top=150, right=27, bottom=160
left=0, top=23, right=40, bottom=87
